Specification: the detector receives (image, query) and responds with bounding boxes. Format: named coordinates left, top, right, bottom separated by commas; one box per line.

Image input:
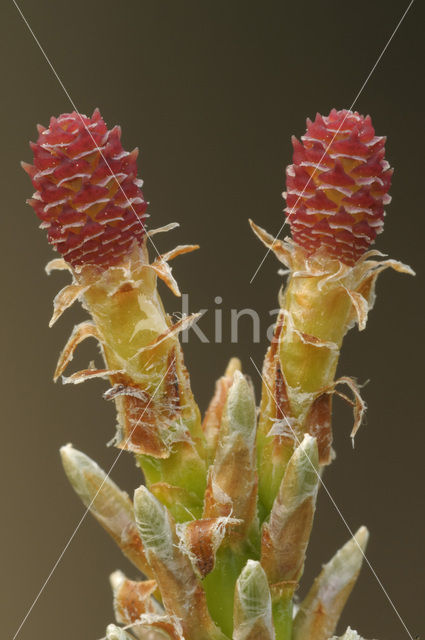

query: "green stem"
left=203, top=545, right=252, bottom=637
left=272, top=595, right=293, bottom=640
left=137, top=446, right=206, bottom=521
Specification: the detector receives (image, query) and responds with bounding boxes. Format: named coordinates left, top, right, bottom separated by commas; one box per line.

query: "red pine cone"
left=284, top=109, right=392, bottom=265
left=23, top=109, right=148, bottom=269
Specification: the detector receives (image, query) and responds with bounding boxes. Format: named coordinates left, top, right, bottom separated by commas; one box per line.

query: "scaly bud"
left=233, top=560, right=275, bottom=640
left=202, top=357, right=242, bottom=461
left=202, top=370, right=259, bottom=636
left=60, top=444, right=150, bottom=577
left=261, top=435, right=320, bottom=637
left=293, top=526, right=369, bottom=640
left=133, top=486, right=227, bottom=640
left=24, top=109, right=147, bottom=269
left=285, top=109, right=392, bottom=265
left=261, top=434, right=319, bottom=584
left=203, top=370, right=258, bottom=536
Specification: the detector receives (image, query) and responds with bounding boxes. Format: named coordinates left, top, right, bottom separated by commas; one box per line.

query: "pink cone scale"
left=23, top=109, right=148, bottom=269
left=284, top=109, right=393, bottom=265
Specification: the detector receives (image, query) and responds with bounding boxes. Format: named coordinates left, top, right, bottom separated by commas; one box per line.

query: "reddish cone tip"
left=284, top=109, right=392, bottom=266
left=24, top=109, right=148, bottom=269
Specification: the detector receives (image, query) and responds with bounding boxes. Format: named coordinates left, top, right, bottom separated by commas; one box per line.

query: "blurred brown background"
left=1, top=1, right=423, bottom=639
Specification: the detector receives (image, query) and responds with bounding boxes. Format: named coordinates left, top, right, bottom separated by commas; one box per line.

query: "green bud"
left=262, top=433, right=320, bottom=586
left=134, top=485, right=174, bottom=559
left=133, top=486, right=227, bottom=640
left=225, top=370, right=257, bottom=440
left=293, top=526, right=369, bottom=640
left=60, top=444, right=150, bottom=576
left=203, top=371, right=258, bottom=537
left=233, top=560, right=275, bottom=640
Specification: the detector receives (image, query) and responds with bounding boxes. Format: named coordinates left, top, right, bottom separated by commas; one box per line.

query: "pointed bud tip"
left=323, top=525, right=369, bottom=584
left=353, top=525, right=369, bottom=551
left=332, top=627, right=365, bottom=640
left=134, top=484, right=151, bottom=505
left=60, top=443, right=91, bottom=473
left=236, top=559, right=272, bottom=621
left=290, top=433, right=319, bottom=477
left=109, top=570, right=126, bottom=592
left=60, top=442, right=74, bottom=455
left=237, top=559, right=270, bottom=602
left=226, top=370, right=256, bottom=436
left=134, top=485, right=172, bottom=554
left=300, top=432, right=318, bottom=451
left=224, top=356, right=242, bottom=378
left=239, top=559, right=266, bottom=582
left=60, top=442, right=79, bottom=468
